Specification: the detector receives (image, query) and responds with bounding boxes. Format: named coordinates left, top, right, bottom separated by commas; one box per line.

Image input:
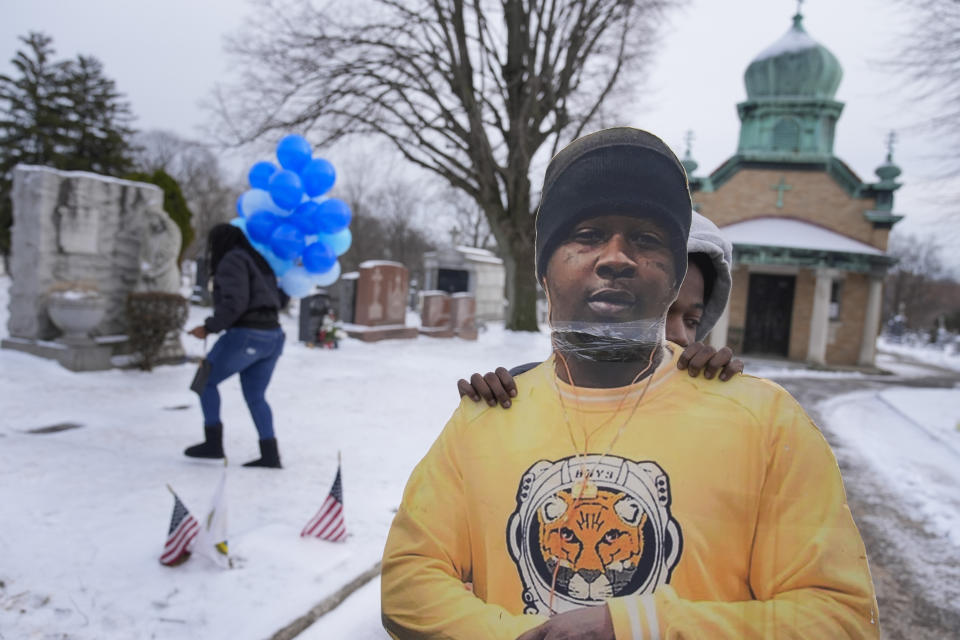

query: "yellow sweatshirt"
left=382, top=346, right=879, bottom=639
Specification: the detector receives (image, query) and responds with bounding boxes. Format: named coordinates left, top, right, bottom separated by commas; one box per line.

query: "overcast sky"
left=4, top=0, right=957, bottom=264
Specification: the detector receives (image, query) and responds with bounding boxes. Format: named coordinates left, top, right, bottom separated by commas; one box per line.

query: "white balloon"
left=312, top=260, right=341, bottom=287
left=279, top=265, right=315, bottom=298
left=241, top=189, right=285, bottom=218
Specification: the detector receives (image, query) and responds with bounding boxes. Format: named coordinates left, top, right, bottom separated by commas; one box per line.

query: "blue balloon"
left=250, top=239, right=272, bottom=260
left=241, top=189, right=284, bottom=218
left=248, top=161, right=278, bottom=190
left=247, top=210, right=280, bottom=244
left=269, top=223, right=306, bottom=261
left=316, top=198, right=352, bottom=233
left=262, top=248, right=292, bottom=277
left=229, top=217, right=247, bottom=233
left=302, top=240, right=337, bottom=274
left=276, top=134, right=312, bottom=173
left=235, top=193, right=245, bottom=217
left=268, top=170, right=304, bottom=211
left=318, top=228, right=352, bottom=256
left=289, top=201, right=323, bottom=235
left=279, top=265, right=314, bottom=298
left=300, top=158, right=336, bottom=197
left=312, top=260, right=342, bottom=287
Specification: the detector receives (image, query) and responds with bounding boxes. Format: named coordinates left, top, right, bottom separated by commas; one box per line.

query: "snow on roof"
left=359, top=260, right=405, bottom=268
left=752, top=25, right=818, bottom=62
left=456, top=245, right=495, bottom=256
left=455, top=245, right=504, bottom=265
left=463, top=254, right=503, bottom=265
left=720, top=217, right=883, bottom=255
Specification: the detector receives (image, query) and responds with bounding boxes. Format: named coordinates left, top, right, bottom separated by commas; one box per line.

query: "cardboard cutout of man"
left=457, top=211, right=744, bottom=409
left=381, top=128, right=879, bottom=639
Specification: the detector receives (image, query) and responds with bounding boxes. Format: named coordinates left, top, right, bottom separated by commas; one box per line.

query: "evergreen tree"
left=60, top=55, right=136, bottom=175
left=0, top=32, right=137, bottom=257
left=0, top=32, right=72, bottom=255
left=125, top=169, right=194, bottom=262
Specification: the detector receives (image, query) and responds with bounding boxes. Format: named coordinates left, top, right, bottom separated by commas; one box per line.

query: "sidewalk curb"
left=268, top=561, right=382, bottom=640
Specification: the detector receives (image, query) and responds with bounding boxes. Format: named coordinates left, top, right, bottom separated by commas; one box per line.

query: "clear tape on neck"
left=550, top=318, right=665, bottom=362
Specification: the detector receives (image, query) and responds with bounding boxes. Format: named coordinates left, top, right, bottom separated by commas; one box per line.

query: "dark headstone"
left=299, top=292, right=332, bottom=343
left=332, top=273, right=358, bottom=324
left=190, top=256, right=212, bottom=305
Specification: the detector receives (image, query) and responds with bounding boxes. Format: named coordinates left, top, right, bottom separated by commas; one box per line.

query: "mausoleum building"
left=688, top=11, right=902, bottom=367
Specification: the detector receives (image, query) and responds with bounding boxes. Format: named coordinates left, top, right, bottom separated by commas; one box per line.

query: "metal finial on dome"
left=793, top=0, right=805, bottom=28
left=875, top=130, right=902, bottom=182
left=681, top=130, right=699, bottom=175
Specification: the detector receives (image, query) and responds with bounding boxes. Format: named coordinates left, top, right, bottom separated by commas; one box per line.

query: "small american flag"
left=301, top=464, right=347, bottom=542
left=161, top=490, right=200, bottom=566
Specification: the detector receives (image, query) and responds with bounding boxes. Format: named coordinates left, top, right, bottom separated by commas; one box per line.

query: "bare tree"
left=444, top=186, right=496, bottom=250
left=132, top=130, right=240, bottom=258
left=889, top=0, right=960, bottom=177
left=883, top=232, right=947, bottom=328
left=334, top=150, right=437, bottom=284
left=212, top=0, right=679, bottom=330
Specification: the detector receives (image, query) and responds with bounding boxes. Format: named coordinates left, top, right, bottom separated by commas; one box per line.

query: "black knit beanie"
left=535, top=128, right=692, bottom=288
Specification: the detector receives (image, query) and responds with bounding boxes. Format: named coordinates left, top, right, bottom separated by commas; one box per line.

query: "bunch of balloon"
left=230, top=134, right=352, bottom=297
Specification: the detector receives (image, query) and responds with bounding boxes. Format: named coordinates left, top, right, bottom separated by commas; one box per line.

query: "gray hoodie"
left=688, top=211, right=733, bottom=342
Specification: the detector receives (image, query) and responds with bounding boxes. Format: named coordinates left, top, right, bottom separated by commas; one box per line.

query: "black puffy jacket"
left=203, top=248, right=282, bottom=333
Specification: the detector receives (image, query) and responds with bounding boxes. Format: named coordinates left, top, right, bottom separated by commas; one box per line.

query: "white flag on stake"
left=192, top=464, right=231, bottom=569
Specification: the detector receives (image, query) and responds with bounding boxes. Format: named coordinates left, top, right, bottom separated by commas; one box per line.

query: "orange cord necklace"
left=545, top=344, right=660, bottom=612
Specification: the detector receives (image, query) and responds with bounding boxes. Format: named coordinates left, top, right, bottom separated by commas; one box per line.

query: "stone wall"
left=694, top=168, right=887, bottom=250
left=826, top=272, right=870, bottom=366
left=726, top=265, right=749, bottom=354
left=727, top=265, right=875, bottom=366
left=787, top=268, right=816, bottom=361
left=7, top=165, right=181, bottom=340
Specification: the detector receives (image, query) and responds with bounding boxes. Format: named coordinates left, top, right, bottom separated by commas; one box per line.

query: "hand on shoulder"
left=456, top=367, right=517, bottom=408
left=676, top=342, right=744, bottom=381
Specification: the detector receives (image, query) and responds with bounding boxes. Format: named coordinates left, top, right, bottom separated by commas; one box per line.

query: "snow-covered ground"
left=878, top=336, right=960, bottom=373
left=4, top=271, right=959, bottom=639
left=0, top=276, right=550, bottom=639
left=822, top=387, right=960, bottom=549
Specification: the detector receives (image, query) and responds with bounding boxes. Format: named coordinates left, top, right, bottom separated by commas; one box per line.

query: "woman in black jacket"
left=185, top=224, right=286, bottom=468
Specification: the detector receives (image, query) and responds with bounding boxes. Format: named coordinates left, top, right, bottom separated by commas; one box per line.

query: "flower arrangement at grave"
left=315, top=311, right=341, bottom=349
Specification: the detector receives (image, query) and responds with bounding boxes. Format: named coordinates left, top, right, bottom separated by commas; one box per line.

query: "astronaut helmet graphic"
left=506, top=454, right=682, bottom=615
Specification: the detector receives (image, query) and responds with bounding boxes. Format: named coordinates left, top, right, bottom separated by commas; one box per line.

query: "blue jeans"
left=200, top=327, right=285, bottom=440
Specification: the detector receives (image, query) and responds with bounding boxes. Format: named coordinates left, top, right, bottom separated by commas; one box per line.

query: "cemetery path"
left=773, top=356, right=960, bottom=640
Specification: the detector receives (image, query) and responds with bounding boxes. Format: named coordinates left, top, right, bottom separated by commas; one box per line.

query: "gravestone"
left=417, top=291, right=478, bottom=340
left=419, top=291, right=454, bottom=338
left=330, top=271, right=358, bottom=323
left=299, top=291, right=332, bottom=343
left=342, top=261, right=417, bottom=342
left=451, top=293, right=478, bottom=340
left=2, top=165, right=183, bottom=370
left=189, top=255, right=212, bottom=306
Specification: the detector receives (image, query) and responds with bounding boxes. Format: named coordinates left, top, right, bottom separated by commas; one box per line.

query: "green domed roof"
left=744, top=14, right=842, bottom=100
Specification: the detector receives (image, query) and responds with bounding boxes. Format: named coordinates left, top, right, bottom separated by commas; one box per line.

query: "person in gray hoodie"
left=458, top=211, right=742, bottom=407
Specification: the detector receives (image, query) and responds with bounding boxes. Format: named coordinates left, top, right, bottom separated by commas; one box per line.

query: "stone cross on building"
left=770, top=176, right=792, bottom=209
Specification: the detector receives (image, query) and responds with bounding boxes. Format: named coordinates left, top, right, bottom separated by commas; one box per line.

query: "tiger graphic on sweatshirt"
left=538, top=489, right=649, bottom=601
left=507, top=455, right=682, bottom=615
